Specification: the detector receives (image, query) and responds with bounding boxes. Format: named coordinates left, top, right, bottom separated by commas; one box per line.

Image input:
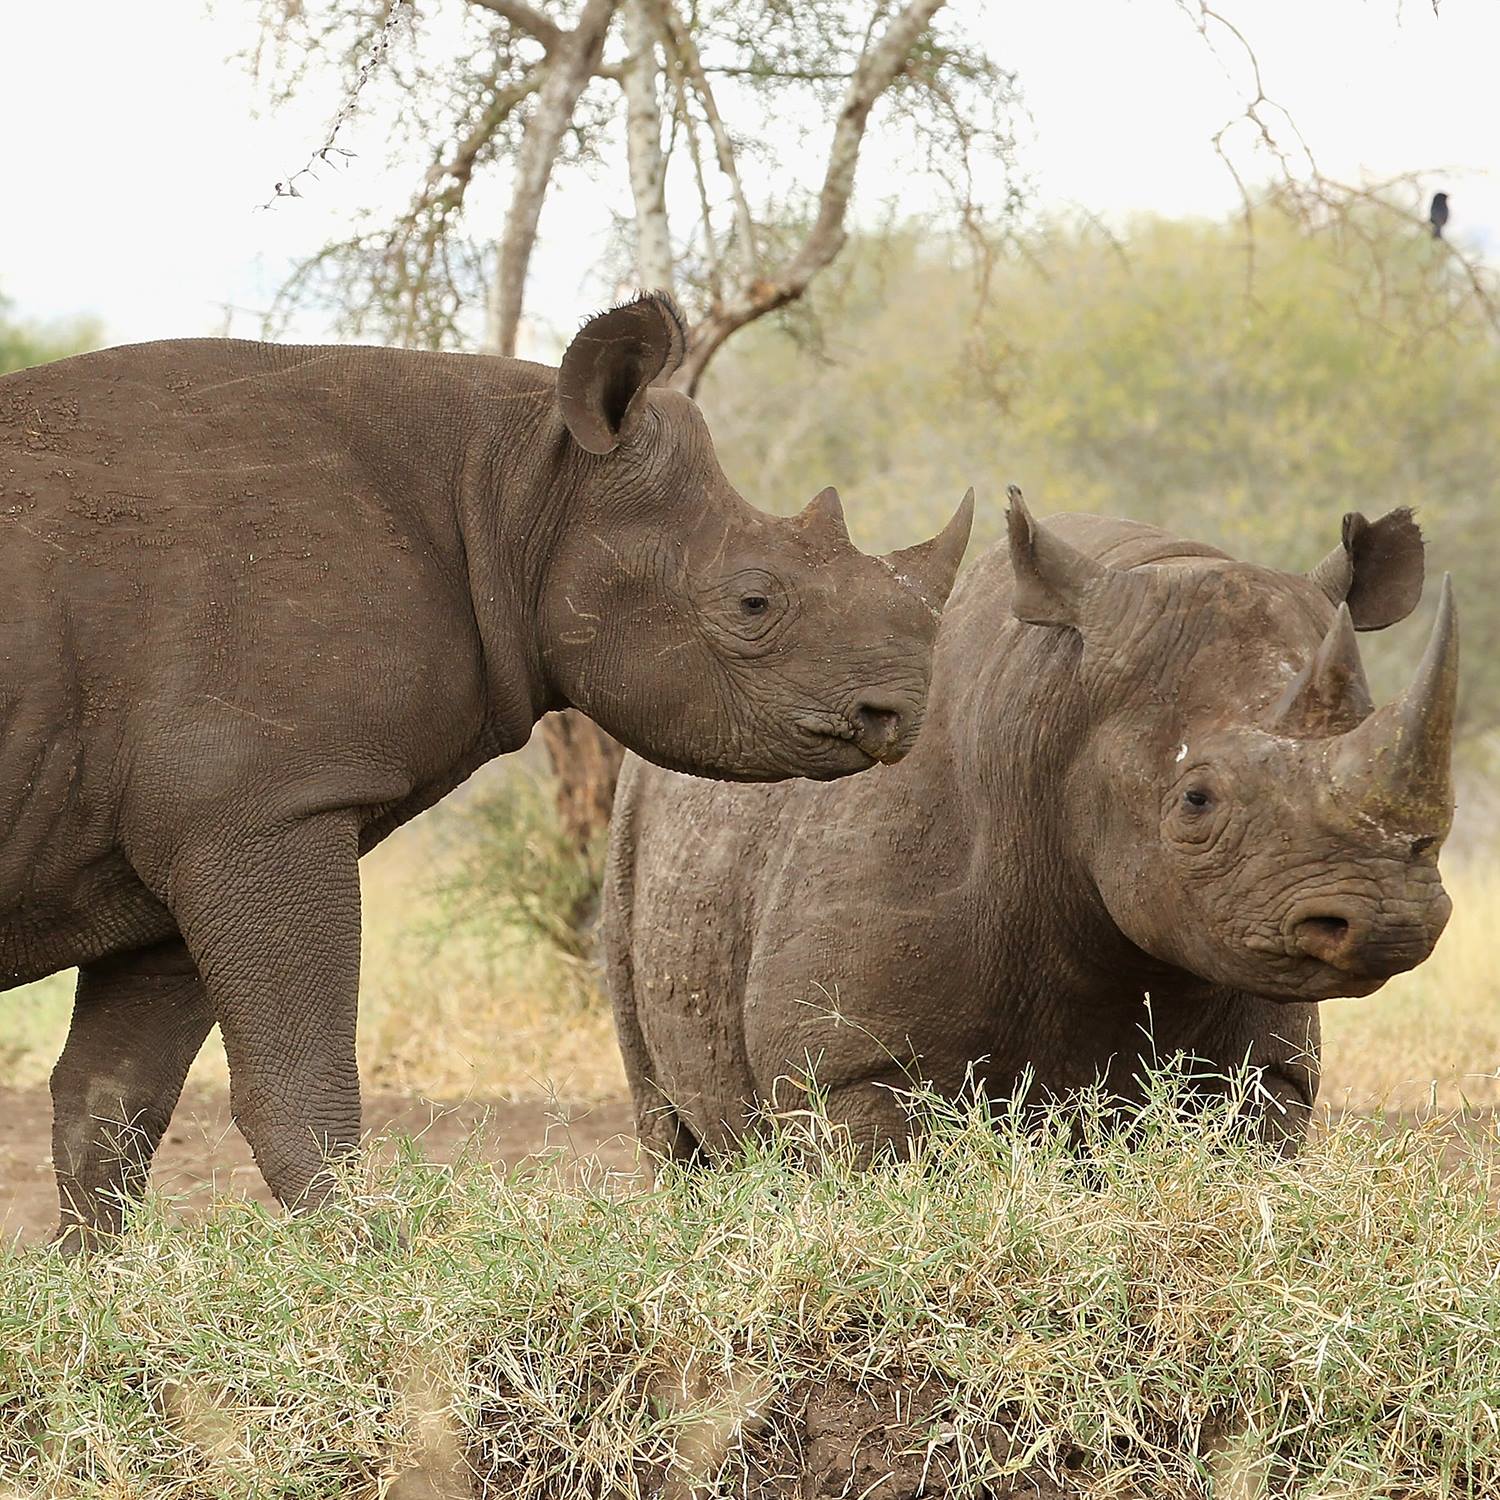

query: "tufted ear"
left=1307, top=507, right=1425, bottom=630
left=557, top=291, right=687, bottom=455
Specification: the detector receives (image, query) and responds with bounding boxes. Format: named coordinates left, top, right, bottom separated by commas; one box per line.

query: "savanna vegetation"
left=2, top=1076, right=1496, bottom=1497
left=2, top=209, right=1498, bottom=1496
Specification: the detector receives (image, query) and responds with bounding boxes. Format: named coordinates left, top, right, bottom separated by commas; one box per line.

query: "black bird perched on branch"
left=1429, top=191, right=1450, bottom=240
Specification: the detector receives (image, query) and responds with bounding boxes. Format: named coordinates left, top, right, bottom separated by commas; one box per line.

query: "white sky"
left=2, top=0, right=1496, bottom=350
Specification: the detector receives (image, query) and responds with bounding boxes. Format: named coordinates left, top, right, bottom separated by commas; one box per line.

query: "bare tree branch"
left=1176, top=0, right=1497, bottom=335
left=263, top=0, right=411, bottom=206
left=661, top=32, right=725, bottom=299
left=656, top=0, right=757, bottom=269
left=673, top=0, right=949, bottom=391
left=621, top=0, right=674, bottom=289
left=425, top=70, right=546, bottom=201
left=489, top=0, right=621, bottom=354
left=464, top=0, right=565, bottom=54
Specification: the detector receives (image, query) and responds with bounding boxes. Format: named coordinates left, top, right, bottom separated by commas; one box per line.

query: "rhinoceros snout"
left=1288, top=890, right=1451, bottom=979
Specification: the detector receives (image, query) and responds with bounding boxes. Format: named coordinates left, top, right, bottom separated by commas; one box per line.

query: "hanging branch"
left=263, top=0, right=412, bottom=205
left=655, top=0, right=758, bottom=271
left=671, top=0, right=949, bottom=392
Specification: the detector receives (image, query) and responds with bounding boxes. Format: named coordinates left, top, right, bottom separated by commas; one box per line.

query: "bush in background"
left=704, top=206, right=1500, bottom=765
left=436, top=771, right=609, bottom=969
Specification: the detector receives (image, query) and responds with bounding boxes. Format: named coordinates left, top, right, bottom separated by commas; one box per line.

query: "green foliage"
left=702, top=209, right=1500, bottom=742
left=2, top=1069, right=1497, bottom=1497
left=0, top=291, right=101, bottom=374
left=437, top=772, right=607, bottom=966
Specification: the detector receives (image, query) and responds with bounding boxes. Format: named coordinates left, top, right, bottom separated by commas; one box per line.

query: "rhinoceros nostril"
left=1292, top=914, right=1354, bottom=966
left=851, top=702, right=906, bottom=762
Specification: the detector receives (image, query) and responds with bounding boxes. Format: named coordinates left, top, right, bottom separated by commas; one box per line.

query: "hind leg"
left=51, top=938, right=215, bottom=1252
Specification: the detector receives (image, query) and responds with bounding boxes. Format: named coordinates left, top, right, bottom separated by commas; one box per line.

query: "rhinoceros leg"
left=50, top=937, right=216, bottom=1253
left=606, top=957, right=705, bottom=1171
left=172, top=812, right=364, bottom=1212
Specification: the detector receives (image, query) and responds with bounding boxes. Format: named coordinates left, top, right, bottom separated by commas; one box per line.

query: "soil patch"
left=0, top=1085, right=637, bottom=1245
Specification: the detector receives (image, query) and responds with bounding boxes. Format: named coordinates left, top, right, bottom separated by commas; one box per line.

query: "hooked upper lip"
left=795, top=711, right=912, bottom=765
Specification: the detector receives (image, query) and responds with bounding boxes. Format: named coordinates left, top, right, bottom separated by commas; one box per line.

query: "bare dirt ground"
left=0, top=1085, right=638, bottom=1245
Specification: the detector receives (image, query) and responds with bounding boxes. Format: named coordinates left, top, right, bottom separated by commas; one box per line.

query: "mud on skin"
left=0, top=291, right=974, bottom=1248
left=606, top=495, right=1457, bottom=1163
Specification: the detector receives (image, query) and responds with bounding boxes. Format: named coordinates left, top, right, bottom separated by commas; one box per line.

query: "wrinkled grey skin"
left=0, top=292, right=973, bottom=1247
left=605, top=500, right=1457, bottom=1162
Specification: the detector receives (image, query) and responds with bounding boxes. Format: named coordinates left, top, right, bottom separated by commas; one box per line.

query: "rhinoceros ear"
left=1006, top=485, right=1119, bottom=629
left=1307, top=507, right=1424, bottom=630
left=557, top=291, right=687, bottom=455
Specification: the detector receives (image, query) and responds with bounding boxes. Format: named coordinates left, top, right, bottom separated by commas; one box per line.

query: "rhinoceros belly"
left=0, top=591, right=172, bottom=985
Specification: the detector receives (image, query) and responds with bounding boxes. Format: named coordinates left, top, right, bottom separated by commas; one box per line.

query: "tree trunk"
left=539, top=0, right=667, bottom=856
left=489, top=0, right=619, bottom=357
left=538, top=712, right=627, bottom=853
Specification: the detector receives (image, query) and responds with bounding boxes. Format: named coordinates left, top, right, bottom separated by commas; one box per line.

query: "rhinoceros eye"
left=1183, top=787, right=1212, bottom=811
left=740, top=593, right=770, bottom=617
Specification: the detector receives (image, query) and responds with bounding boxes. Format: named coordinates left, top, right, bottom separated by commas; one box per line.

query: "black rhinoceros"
left=0, top=291, right=972, bottom=1245
left=604, top=495, right=1456, bottom=1160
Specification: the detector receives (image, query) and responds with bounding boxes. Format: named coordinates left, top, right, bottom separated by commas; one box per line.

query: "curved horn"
left=793, top=486, right=853, bottom=551
left=881, top=488, right=975, bottom=610
left=1331, top=574, right=1458, bottom=833
left=1270, top=603, right=1373, bottom=737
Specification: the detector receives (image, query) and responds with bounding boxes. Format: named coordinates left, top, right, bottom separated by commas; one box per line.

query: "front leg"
left=1145, top=989, right=1321, bottom=1156
left=170, top=813, right=364, bottom=1210
left=51, top=938, right=216, bottom=1252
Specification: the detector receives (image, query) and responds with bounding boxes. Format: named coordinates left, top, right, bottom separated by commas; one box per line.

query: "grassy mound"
left=2, top=1073, right=1496, bottom=1499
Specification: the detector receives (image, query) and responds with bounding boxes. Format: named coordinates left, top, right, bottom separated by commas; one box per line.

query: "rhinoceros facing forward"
left=0, top=292, right=972, bottom=1245
left=605, top=496, right=1456, bottom=1160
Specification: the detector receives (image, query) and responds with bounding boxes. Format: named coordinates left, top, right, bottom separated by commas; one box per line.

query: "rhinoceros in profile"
left=0, top=291, right=973, bottom=1245
left=604, top=495, right=1457, bottom=1160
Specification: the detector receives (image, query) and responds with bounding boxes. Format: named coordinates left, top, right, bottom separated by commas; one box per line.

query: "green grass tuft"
left=1, top=1069, right=1496, bottom=1499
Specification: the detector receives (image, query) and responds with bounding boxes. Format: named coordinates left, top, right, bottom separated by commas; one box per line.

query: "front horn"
left=881, top=488, right=976, bottom=612
left=1330, top=574, right=1459, bottom=835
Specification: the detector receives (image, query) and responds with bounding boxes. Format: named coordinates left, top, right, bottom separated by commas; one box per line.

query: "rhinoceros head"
left=1007, top=495, right=1455, bottom=1003
left=537, top=293, right=973, bottom=780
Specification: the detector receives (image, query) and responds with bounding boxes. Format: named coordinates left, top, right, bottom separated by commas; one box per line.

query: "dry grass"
left=1321, top=860, right=1500, bottom=1113
left=0, top=1074, right=1495, bottom=1499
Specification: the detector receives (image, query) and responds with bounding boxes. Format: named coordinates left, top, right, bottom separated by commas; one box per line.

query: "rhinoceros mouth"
left=791, top=714, right=884, bottom=776
left=1239, top=931, right=1399, bottom=1001
left=795, top=712, right=858, bottom=741
left=795, top=710, right=917, bottom=767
